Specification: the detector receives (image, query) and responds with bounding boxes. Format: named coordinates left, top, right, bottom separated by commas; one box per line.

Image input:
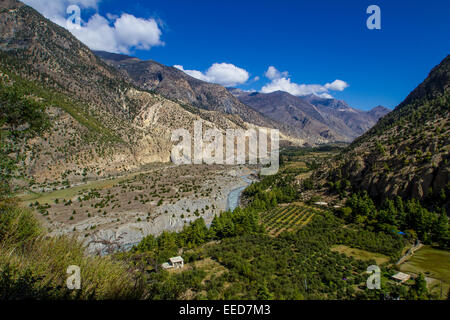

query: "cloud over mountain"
left=261, top=66, right=349, bottom=98
left=264, top=66, right=289, bottom=80
left=325, top=80, right=349, bottom=91
left=174, top=63, right=250, bottom=87
left=23, top=0, right=164, bottom=54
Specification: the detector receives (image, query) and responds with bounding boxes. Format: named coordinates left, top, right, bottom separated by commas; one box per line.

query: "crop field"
left=399, top=246, right=450, bottom=298
left=260, top=204, right=326, bottom=236
left=400, top=246, right=450, bottom=283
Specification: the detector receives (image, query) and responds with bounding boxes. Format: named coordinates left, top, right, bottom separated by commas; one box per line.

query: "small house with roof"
left=162, top=256, right=184, bottom=270
left=392, top=272, right=411, bottom=284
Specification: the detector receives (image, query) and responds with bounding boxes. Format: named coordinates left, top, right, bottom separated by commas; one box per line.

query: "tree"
left=256, top=281, right=274, bottom=300
left=434, top=209, right=449, bottom=248
left=412, top=273, right=428, bottom=299
left=0, top=83, right=49, bottom=199
left=338, top=207, right=352, bottom=221
left=135, top=234, right=157, bottom=252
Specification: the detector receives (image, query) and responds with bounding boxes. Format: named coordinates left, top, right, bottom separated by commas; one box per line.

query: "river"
left=103, top=174, right=255, bottom=254
left=226, top=175, right=253, bottom=212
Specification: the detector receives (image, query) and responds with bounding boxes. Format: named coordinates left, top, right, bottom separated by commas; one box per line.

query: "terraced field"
left=260, top=204, right=326, bottom=236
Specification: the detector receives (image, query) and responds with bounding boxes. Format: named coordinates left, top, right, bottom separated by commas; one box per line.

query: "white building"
left=162, top=256, right=184, bottom=270
left=314, top=202, right=328, bottom=206
left=392, top=272, right=411, bottom=284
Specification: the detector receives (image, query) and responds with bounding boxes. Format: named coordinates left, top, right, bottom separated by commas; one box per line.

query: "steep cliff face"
left=320, top=55, right=449, bottom=205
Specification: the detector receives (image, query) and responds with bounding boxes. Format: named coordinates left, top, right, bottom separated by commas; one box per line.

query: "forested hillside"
left=321, top=55, right=449, bottom=208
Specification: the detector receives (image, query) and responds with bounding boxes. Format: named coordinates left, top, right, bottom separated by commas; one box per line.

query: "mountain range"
left=0, top=0, right=251, bottom=184
left=1, top=0, right=391, bottom=185
left=229, top=89, right=390, bottom=142
left=92, top=51, right=294, bottom=138
left=94, top=50, right=390, bottom=144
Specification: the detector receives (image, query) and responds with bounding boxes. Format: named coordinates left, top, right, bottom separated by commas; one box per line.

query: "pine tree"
left=413, top=273, right=428, bottom=299
left=435, top=208, right=449, bottom=247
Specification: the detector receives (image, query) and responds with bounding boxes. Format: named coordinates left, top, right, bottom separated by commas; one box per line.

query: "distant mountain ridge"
left=229, top=88, right=390, bottom=142
left=93, top=50, right=298, bottom=140
left=367, top=105, right=392, bottom=119
left=95, top=50, right=390, bottom=144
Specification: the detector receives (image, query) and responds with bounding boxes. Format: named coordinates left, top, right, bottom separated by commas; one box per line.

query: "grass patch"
left=193, top=257, right=228, bottom=281
left=20, top=176, right=129, bottom=205
left=399, top=246, right=450, bottom=283
left=331, top=245, right=390, bottom=265
left=18, top=167, right=158, bottom=205
left=0, top=201, right=142, bottom=299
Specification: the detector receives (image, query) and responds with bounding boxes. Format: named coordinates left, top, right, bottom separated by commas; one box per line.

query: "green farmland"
left=260, top=204, right=326, bottom=236
left=400, top=246, right=450, bottom=283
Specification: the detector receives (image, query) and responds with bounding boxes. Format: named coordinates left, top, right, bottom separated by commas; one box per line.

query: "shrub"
left=0, top=201, right=41, bottom=248
left=0, top=201, right=143, bottom=299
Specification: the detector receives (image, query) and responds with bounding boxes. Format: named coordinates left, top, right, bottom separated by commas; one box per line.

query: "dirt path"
left=396, top=242, right=424, bottom=266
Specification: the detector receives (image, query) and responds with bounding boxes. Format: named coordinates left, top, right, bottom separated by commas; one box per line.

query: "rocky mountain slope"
left=231, top=89, right=390, bottom=142
left=93, top=50, right=296, bottom=138
left=0, top=0, right=248, bottom=187
left=303, top=95, right=390, bottom=137
left=96, top=50, right=389, bottom=144
left=319, top=55, right=449, bottom=206
left=230, top=89, right=339, bottom=141
left=367, top=105, right=392, bottom=120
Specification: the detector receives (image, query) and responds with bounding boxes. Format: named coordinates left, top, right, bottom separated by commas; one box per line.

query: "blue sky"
left=24, top=0, right=450, bottom=110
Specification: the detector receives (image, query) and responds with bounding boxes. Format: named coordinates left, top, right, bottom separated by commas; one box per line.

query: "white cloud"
left=264, top=66, right=289, bottom=80
left=69, top=13, right=163, bottom=53
left=113, top=14, right=163, bottom=52
left=173, top=65, right=182, bottom=70
left=261, top=66, right=349, bottom=98
left=23, top=0, right=99, bottom=26
left=261, top=77, right=327, bottom=96
left=174, top=63, right=250, bottom=87
left=325, top=79, right=349, bottom=91
left=22, top=0, right=164, bottom=54
left=174, top=65, right=210, bottom=82
left=316, top=93, right=334, bottom=99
